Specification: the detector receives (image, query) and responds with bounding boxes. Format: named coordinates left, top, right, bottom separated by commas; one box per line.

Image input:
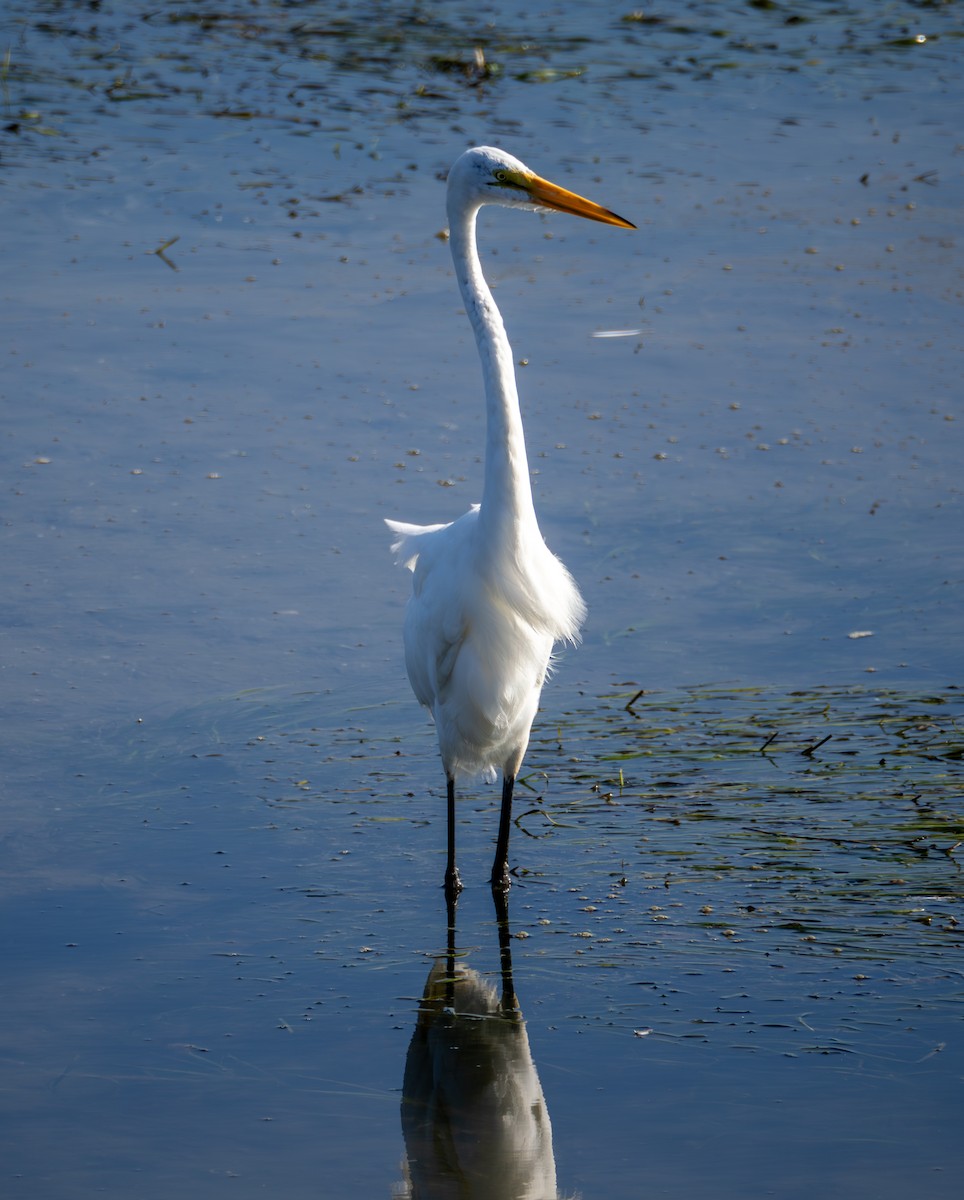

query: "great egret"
left=387, top=146, right=634, bottom=896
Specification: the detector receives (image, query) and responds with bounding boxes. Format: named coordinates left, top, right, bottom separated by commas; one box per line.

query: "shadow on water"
left=398, top=889, right=560, bottom=1200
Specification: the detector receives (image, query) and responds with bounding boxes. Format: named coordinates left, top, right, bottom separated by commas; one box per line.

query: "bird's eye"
left=494, top=170, right=508, bottom=183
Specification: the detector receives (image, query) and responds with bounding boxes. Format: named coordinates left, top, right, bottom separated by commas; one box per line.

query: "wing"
left=385, top=506, right=583, bottom=777
left=386, top=507, right=479, bottom=572
left=386, top=508, right=480, bottom=712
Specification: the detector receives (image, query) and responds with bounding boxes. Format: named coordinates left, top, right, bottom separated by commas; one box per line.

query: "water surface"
left=2, top=3, right=962, bottom=1197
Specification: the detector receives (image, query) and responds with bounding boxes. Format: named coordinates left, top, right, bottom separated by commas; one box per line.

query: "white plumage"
left=387, top=146, right=634, bottom=893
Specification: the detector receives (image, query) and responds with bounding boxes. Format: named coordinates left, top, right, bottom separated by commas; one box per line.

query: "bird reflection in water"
left=396, top=890, right=565, bottom=1199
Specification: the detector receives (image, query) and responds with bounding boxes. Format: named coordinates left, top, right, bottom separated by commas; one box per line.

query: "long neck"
left=448, top=198, right=537, bottom=532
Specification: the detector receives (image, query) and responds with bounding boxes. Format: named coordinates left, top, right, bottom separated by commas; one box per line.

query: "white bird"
left=387, top=146, right=634, bottom=895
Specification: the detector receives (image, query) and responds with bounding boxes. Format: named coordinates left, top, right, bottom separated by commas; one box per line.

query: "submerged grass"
left=118, top=680, right=963, bottom=974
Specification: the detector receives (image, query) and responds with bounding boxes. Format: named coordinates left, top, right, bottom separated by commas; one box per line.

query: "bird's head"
left=447, top=145, right=635, bottom=229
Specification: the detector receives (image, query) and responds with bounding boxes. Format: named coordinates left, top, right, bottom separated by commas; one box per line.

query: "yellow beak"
left=526, top=172, right=636, bottom=229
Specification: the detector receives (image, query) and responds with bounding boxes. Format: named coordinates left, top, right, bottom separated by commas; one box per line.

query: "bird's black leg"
left=444, top=775, right=463, bottom=899
left=490, top=772, right=515, bottom=892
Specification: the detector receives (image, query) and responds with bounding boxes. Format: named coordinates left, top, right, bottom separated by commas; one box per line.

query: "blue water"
left=2, top=3, right=962, bottom=1196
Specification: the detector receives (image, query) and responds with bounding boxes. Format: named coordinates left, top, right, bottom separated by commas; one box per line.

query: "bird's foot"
left=489, top=865, right=512, bottom=894
left=443, top=867, right=463, bottom=900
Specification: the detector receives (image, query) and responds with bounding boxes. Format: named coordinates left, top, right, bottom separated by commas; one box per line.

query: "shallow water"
left=2, top=3, right=962, bottom=1197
